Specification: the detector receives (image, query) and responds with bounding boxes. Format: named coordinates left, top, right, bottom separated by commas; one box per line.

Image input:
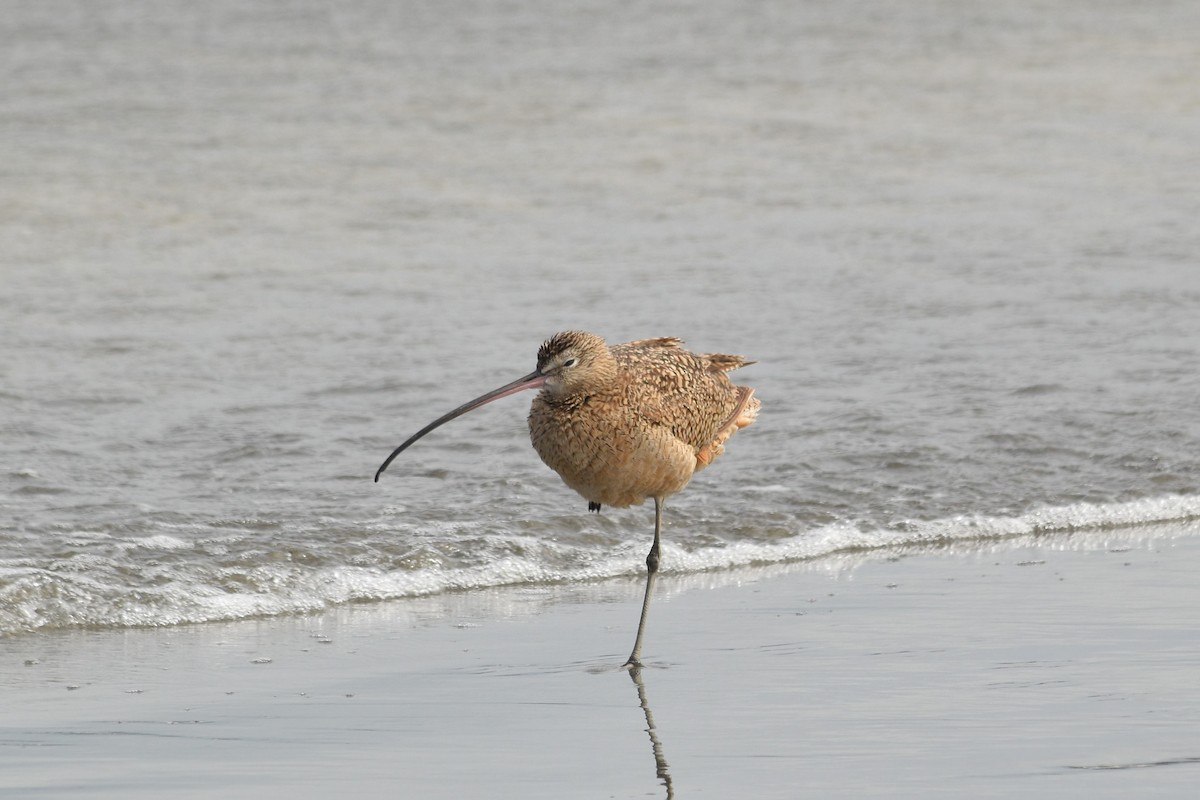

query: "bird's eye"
left=562, top=357, right=577, bottom=368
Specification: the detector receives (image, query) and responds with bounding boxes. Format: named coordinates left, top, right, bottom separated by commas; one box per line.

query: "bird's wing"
left=616, top=344, right=751, bottom=453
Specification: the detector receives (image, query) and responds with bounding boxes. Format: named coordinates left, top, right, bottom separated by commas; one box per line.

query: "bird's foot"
left=588, top=501, right=602, bottom=513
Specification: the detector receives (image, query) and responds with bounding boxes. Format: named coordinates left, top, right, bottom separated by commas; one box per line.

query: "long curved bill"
left=374, top=369, right=547, bottom=482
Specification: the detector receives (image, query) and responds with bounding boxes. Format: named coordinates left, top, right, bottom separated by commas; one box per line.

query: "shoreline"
left=4, top=524, right=1199, bottom=799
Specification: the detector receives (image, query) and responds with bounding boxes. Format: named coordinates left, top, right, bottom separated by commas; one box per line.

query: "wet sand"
left=4, top=525, right=1199, bottom=799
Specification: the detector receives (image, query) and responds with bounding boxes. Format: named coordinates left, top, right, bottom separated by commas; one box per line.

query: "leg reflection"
left=627, top=665, right=674, bottom=799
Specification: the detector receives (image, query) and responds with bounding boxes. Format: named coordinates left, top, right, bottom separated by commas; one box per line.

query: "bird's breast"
left=528, top=393, right=696, bottom=508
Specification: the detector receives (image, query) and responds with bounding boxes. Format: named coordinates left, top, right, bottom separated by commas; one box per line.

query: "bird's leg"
left=624, top=496, right=663, bottom=668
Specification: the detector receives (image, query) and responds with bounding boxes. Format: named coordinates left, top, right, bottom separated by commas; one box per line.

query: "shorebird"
left=375, top=331, right=759, bottom=666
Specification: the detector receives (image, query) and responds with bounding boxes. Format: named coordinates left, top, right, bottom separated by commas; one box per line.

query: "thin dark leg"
left=624, top=496, right=663, bottom=668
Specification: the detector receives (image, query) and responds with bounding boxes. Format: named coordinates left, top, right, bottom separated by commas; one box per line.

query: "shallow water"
left=4, top=0, right=1200, bottom=635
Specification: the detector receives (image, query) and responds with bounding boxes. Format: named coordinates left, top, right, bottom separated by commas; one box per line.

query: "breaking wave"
left=3, top=494, right=1199, bottom=636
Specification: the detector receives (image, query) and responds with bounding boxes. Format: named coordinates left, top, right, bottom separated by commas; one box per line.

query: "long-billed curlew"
left=374, top=331, right=760, bottom=666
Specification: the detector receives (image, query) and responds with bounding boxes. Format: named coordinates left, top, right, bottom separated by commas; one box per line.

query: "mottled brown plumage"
left=374, top=330, right=760, bottom=666
left=528, top=331, right=758, bottom=510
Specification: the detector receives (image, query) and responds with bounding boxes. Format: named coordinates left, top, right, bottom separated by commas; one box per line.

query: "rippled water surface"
left=3, top=0, right=1200, bottom=635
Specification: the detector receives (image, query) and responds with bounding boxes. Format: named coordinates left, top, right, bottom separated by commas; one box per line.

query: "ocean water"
left=3, top=0, right=1200, bottom=637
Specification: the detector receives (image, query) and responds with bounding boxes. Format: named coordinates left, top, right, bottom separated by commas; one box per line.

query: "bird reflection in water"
left=627, top=664, right=675, bottom=799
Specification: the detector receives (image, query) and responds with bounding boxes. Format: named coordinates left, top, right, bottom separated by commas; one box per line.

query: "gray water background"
left=3, top=0, right=1200, bottom=634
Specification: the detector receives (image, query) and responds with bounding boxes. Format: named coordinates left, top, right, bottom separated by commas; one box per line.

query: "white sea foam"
left=3, top=494, right=1199, bottom=636
left=121, top=534, right=195, bottom=551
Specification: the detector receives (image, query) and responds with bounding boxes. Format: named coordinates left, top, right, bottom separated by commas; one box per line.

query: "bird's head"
left=536, top=330, right=612, bottom=396
left=373, top=330, right=615, bottom=481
